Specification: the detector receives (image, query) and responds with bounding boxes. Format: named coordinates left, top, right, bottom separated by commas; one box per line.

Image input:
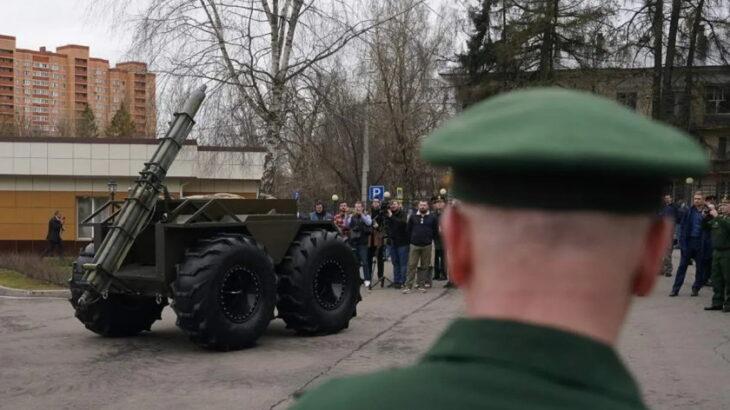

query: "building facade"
left=0, top=136, right=265, bottom=252
left=446, top=65, right=730, bottom=200
left=0, top=35, right=156, bottom=137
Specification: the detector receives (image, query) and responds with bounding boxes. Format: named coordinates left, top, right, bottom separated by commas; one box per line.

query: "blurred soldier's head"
left=422, top=89, right=707, bottom=347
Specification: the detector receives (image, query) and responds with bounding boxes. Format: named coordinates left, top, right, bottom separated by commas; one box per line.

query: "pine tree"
left=105, top=102, right=136, bottom=138
left=458, top=0, right=617, bottom=97
left=77, top=104, right=98, bottom=138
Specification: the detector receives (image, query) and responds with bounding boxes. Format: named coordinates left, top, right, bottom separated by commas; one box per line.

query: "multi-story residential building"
left=443, top=65, right=730, bottom=200
left=0, top=34, right=156, bottom=137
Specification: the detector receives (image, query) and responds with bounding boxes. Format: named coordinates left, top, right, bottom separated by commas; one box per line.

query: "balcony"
left=0, top=87, right=12, bottom=95
left=0, top=49, right=12, bottom=57
left=0, top=59, right=12, bottom=68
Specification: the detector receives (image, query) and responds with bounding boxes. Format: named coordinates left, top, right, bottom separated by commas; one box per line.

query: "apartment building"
left=0, top=34, right=156, bottom=137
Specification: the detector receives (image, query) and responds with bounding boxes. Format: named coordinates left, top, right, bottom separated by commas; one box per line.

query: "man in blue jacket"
left=659, top=195, right=679, bottom=277
left=671, top=192, right=712, bottom=297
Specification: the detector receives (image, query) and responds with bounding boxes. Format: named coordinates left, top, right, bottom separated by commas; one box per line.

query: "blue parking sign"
left=368, top=185, right=385, bottom=201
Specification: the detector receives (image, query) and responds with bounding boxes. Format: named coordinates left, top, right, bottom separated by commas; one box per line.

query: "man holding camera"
left=333, top=201, right=350, bottom=239
left=384, top=200, right=409, bottom=288
left=403, top=200, right=439, bottom=293
left=347, top=201, right=374, bottom=288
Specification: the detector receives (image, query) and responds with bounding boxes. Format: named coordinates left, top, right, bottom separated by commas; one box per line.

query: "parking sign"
left=368, top=185, right=385, bottom=201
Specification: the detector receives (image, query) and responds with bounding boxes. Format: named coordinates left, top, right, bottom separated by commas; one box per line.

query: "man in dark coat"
left=42, top=210, right=64, bottom=258
left=384, top=200, right=409, bottom=288
left=671, top=192, right=713, bottom=297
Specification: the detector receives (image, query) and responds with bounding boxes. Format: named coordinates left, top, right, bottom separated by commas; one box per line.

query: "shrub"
left=0, top=253, right=72, bottom=287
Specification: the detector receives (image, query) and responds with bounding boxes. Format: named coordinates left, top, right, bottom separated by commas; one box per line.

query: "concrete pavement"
left=1, top=249, right=729, bottom=409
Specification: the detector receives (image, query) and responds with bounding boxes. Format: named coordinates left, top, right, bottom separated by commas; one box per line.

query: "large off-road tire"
left=277, top=229, right=361, bottom=335
left=69, top=246, right=165, bottom=337
left=172, top=234, right=276, bottom=351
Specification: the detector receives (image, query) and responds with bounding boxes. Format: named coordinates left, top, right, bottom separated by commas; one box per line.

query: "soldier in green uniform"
left=704, top=200, right=730, bottom=311
left=289, top=88, right=708, bottom=410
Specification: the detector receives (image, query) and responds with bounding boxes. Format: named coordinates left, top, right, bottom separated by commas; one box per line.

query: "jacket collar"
left=424, top=318, right=644, bottom=405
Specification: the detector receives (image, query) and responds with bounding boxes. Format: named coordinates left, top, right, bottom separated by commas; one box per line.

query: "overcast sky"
left=3, top=0, right=462, bottom=67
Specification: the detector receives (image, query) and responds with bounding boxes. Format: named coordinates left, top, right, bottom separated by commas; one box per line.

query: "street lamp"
left=331, top=194, right=339, bottom=214
left=685, top=177, right=694, bottom=205
left=107, top=179, right=118, bottom=202
left=383, top=191, right=391, bottom=199
left=439, top=188, right=447, bottom=198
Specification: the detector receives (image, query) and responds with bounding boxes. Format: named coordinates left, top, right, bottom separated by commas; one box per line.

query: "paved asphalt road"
left=1, top=250, right=729, bottom=410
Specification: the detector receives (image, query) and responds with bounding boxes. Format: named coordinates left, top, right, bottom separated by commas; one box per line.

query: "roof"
left=0, top=136, right=266, bottom=153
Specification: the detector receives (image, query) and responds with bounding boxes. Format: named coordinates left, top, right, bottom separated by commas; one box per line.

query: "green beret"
left=421, top=88, right=709, bottom=213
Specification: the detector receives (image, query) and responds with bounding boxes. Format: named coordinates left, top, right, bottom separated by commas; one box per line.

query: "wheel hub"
left=218, top=265, right=261, bottom=323
left=313, top=259, right=347, bottom=310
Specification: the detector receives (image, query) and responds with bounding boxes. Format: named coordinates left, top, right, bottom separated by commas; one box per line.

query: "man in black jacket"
left=384, top=200, right=409, bottom=288
left=42, top=210, right=64, bottom=258
left=404, top=200, right=438, bottom=293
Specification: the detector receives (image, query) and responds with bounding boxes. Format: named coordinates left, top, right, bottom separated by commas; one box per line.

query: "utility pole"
left=361, top=95, right=370, bottom=203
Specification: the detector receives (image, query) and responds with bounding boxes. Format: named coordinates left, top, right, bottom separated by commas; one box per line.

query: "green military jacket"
left=291, top=319, right=647, bottom=410
left=707, top=215, right=730, bottom=250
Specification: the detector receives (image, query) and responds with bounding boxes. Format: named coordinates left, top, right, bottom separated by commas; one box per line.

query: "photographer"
left=403, top=200, right=438, bottom=293
left=333, top=202, right=350, bottom=238
left=346, top=201, right=373, bottom=288
left=384, top=200, right=409, bottom=288
left=368, top=199, right=386, bottom=287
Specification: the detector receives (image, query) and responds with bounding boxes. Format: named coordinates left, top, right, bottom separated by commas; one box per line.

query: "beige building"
left=446, top=65, right=730, bottom=198
left=0, top=34, right=156, bottom=137
left=0, top=136, right=266, bottom=252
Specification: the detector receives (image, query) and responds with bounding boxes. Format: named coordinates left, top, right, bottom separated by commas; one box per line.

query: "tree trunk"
left=651, top=0, right=664, bottom=120
left=661, top=0, right=682, bottom=121
left=539, top=0, right=559, bottom=82
left=683, top=0, right=705, bottom=132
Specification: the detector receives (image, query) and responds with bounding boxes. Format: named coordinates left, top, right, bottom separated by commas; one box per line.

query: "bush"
left=0, top=253, right=72, bottom=287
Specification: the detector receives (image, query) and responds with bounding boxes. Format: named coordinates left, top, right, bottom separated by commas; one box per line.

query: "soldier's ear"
left=633, top=217, right=672, bottom=296
left=443, top=206, right=472, bottom=286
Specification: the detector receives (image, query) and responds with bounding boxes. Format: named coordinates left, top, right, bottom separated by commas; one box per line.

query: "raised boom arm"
left=79, top=86, right=207, bottom=304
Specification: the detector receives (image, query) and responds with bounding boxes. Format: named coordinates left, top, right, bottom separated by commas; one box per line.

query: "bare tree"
left=103, top=0, right=422, bottom=194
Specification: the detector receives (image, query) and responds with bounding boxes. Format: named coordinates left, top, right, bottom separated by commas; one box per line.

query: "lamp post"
left=685, top=177, right=694, bottom=205
left=107, top=179, right=118, bottom=202
left=439, top=188, right=447, bottom=199
left=331, top=194, right=339, bottom=215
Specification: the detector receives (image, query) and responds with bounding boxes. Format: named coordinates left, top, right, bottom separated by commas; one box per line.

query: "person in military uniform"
left=704, top=200, right=730, bottom=311
left=289, top=88, right=708, bottom=410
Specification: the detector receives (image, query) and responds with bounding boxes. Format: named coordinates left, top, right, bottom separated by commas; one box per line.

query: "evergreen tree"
left=105, top=102, right=136, bottom=138
left=77, top=104, right=98, bottom=138
left=458, top=0, right=617, bottom=99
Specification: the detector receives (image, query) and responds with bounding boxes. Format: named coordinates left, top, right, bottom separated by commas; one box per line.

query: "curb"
left=0, top=284, right=70, bottom=298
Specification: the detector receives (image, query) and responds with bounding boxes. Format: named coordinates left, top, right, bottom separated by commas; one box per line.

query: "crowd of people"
left=662, top=192, right=730, bottom=312
left=309, top=195, right=451, bottom=292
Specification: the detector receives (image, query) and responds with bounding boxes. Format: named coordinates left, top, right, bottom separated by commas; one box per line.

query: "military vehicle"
left=69, top=86, right=361, bottom=350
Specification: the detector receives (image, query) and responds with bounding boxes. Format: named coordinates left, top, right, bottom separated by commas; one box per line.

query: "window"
left=23, top=79, right=30, bottom=86
left=720, top=137, right=728, bottom=160
left=77, top=197, right=109, bottom=240
left=706, top=86, right=730, bottom=114
left=617, top=92, right=638, bottom=110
